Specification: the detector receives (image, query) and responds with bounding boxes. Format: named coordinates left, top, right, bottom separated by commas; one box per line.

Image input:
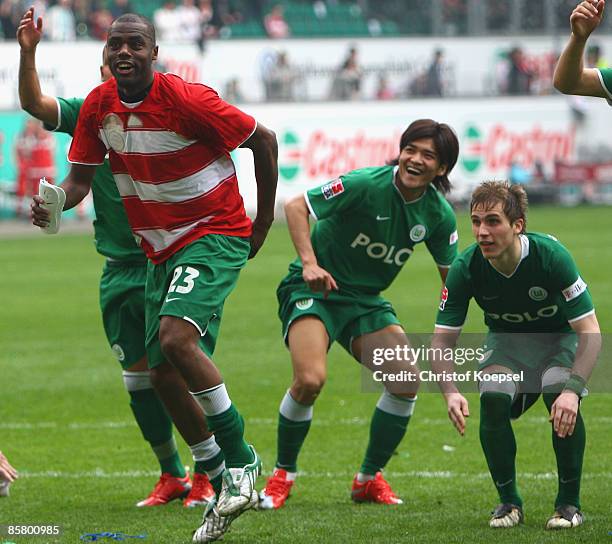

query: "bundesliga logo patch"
left=439, top=286, right=449, bottom=311
left=321, top=179, right=344, bottom=200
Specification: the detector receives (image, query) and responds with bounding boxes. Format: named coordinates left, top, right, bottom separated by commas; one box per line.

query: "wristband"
left=564, top=373, right=586, bottom=396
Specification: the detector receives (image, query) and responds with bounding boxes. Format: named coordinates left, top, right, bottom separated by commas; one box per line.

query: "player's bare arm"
left=17, top=7, right=58, bottom=125
left=550, top=312, right=601, bottom=438
left=553, top=0, right=607, bottom=97
left=284, top=194, right=338, bottom=297
left=31, top=164, right=95, bottom=227
left=240, top=123, right=278, bottom=258
left=431, top=326, right=469, bottom=435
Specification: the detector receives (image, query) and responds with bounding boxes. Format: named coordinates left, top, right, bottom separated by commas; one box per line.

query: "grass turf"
left=0, top=205, right=611, bottom=543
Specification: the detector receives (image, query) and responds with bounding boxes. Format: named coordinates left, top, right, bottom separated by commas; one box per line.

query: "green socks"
left=277, top=415, right=311, bottom=472
left=205, top=405, right=253, bottom=468
left=360, top=392, right=415, bottom=475
left=479, top=392, right=522, bottom=506
left=543, top=392, right=585, bottom=509
left=191, top=384, right=253, bottom=469
left=128, top=386, right=186, bottom=478
left=276, top=391, right=313, bottom=472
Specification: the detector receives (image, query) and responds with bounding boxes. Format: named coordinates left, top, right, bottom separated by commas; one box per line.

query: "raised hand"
left=17, top=7, right=43, bottom=51
left=570, top=0, right=605, bottom=41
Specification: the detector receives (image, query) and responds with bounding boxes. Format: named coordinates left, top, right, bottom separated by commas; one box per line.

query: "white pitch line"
left=3, top=415, right=612, bottom=430
left=16, top=469, right=612, bottom=480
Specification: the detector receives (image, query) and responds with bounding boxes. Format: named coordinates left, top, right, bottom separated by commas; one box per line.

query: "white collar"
left=489, top=234, right=529, bottom=278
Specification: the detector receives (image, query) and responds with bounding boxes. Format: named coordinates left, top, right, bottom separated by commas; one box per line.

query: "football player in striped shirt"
left=19, top=6, right=218, bottom=509
left=31, top=13, right=278, bottom=542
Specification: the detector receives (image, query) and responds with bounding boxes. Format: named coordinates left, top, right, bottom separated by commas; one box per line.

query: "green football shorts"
left=99, top=260, right=147, bottom=369
left=478, top=331, right=578, bottom=414
left=145, top=234, right=250, bottom=368
left=479, top=331, right=577, bottom=373
left=277, top=270, right=401, bottom=359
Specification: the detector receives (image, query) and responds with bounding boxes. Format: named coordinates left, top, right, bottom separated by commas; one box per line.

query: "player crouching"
left=431, top=181, right=601, bottom=530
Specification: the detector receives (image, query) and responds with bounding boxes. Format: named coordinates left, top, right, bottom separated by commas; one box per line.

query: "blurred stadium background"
left=1, top=0, right=612, bottom=222
left=1, top=1, right=612, bottom=542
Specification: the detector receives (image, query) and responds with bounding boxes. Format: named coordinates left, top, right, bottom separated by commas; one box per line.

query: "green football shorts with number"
left=99, top=261, right=147, bottom=369
left=145, top=234, right=250, bottom=368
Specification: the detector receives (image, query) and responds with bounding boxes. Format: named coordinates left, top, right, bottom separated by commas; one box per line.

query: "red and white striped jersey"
left=69, top=72, right=256, bottom=263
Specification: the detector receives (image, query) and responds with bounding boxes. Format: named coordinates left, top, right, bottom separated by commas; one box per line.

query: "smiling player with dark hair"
left=260, top=119, right=460, bottom=510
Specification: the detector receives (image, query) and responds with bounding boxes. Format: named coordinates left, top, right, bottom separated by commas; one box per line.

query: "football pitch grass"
left=1, top=206, right=611, bottom=543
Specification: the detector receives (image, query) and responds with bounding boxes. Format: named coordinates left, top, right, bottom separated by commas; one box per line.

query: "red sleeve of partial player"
left=179, top=79, right=257, bottom=153
left=68, top=88, right=107, bottom=166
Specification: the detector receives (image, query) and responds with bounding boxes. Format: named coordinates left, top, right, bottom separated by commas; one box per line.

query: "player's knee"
left=479, top=375, right=517, bottom=401
left=292, top=373, right=326, bottom=403
left=159, top=319, right=199, bottom=364
left=541, top=366, right=571, bottom=394
left=479, top=377, right=517, bottom=425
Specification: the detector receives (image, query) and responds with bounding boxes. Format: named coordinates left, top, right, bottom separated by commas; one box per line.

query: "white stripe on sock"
left=206, top=462, right=226, bottom=480
left=122, top=370, right=152, bottom=392
left=279, top=390, right=313, bottom=422
left=152, top=437, right=178, bottom=460
left=189, top=436, right=221, bottom=462
left=191, top=383, right=231, bottom=416
left=377, top=390, right=416, bottom=418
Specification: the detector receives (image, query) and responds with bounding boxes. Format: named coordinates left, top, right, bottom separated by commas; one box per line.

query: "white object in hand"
left=38, top=177, right=66, bottom=234
left=0, top=480, right=10, bottom=497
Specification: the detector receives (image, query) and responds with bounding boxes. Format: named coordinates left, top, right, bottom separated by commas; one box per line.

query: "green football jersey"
left=436, top=232, right=594, bottom=333
left=292, top=165, right=458, bottom=295
left=46, top=97, right=145, bottom=262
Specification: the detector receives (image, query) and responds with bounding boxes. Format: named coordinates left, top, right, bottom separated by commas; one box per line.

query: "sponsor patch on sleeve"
left=439, top=286, right=449, bottom=311
left=562, top=276, right=587, bottom=302
left=321, top=178, right=344, bottom=200
left=449, top=230, right=458, bottom=245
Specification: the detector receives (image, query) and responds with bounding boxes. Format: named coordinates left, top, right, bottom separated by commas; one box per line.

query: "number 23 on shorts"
left=165, top=266, right=200, bottom=302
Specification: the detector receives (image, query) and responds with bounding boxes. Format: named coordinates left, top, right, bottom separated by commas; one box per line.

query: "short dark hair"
left=470, top=180, right=528, bottom=232
left=112, top=13, right=156, bottom=44
left=389, top=119, right=459, bottom=194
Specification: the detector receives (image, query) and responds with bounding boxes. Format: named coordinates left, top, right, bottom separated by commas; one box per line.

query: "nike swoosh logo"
left=560, top=477, right=578, bottom=484
left=376, top=215, right=390, bottom=221
left=495, top=479, right=513, bottom=487
left=482, top=295, right=499, bottom=300
left=165, top=297, right=181, bottom=303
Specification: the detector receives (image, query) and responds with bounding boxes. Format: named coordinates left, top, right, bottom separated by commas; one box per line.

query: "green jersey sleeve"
left=305, top=170, right=369, bottom=220
left=44, top=97, right=84, bottom=136
left=549, top=241, right=594, bottom=322
left=435, top=255, right=472, bottom=328
left=425, top=206, right=458, bottom=267
left=597, top=68, right=612, bottom=104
